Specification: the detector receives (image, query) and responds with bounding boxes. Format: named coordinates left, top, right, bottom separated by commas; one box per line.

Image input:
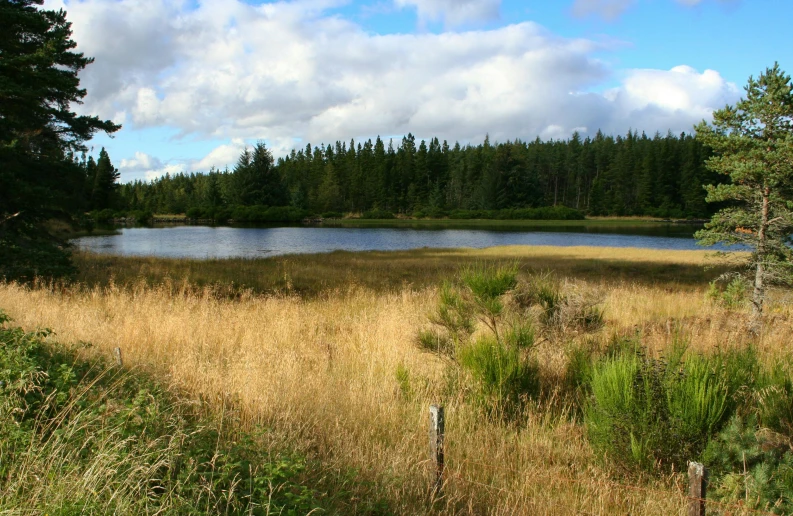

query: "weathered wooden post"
left=112, top=347, right=123, bottom=367
left=688, top=461, right=708, bottom=516
left=429, top=404, right=445, bottom=495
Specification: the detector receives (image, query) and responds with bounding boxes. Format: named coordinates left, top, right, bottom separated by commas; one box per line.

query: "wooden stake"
left=688, top=461, right=708, bottom=516
left=429, top=404, right=445, bottom=495
left=112, top=347, right=123, bottom=367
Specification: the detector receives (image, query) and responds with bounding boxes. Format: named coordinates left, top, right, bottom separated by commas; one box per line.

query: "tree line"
left=116, top=130, right=721, bottom=221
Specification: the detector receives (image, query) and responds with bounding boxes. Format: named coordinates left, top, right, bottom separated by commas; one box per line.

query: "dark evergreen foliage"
left=119, top=131, right=721, bottom=219
left=0, top=0, right=120, bottom=281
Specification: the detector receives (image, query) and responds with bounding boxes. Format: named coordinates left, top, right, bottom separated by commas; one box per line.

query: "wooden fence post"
left=429, top=404, right=445, bottom=495
left=688, top=461, right=708, bottom=516
left=112, top=347, right=123, bottom=367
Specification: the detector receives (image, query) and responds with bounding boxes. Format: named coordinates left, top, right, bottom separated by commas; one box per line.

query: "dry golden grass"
left=0, top=245, right=780, bottom=515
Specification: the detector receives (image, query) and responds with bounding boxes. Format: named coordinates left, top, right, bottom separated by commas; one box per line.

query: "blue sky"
left=48, top=0, right=791, bottom=182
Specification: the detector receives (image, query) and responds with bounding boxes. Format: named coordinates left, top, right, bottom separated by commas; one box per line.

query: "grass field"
left=0, top=245, right=784, bottom=515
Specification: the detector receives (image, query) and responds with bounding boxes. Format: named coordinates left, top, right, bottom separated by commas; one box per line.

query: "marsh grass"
left=71, top=245, right=741, bottom=297
left=0, top=245, right=785, bottom=515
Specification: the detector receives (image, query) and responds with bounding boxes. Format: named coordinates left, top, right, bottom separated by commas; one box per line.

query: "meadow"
left=1, top=245, right=790, bottom=515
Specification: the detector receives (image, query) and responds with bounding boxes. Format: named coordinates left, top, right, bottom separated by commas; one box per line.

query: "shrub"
left=516, top=272, right=604, bottom=338
left=362, top=209, right=395, bottom=219
left=585, top=344, right=735, bottom=473
left=92, top=208, right=115, bottom=222
left=704, top=416, right=793, bottom=515
left=418, top=265, right=538, bottom=417
left=459, top=335, right=539, bottom=413
left=127, top=210, right=153, bottom=223
left=707, top=275, right=749, bottom=309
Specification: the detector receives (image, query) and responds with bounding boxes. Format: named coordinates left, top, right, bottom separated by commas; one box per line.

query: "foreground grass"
left=1, top=246, right=781, bottom=514
left=72, top=245, right=741, bottom=297
left=0, top=315, right=364, bottom=514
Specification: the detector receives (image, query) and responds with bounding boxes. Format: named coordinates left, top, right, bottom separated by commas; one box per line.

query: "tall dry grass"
left=0, top=247, right=784, bottom=515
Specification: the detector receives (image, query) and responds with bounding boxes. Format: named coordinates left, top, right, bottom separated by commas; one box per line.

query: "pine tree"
left=0, top=0, right=119, bottom=280
left=695, top=63, right=793, bottom=329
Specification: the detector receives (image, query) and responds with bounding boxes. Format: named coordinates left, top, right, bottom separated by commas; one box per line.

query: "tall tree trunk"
left=751, top=185, right=770, bottom=332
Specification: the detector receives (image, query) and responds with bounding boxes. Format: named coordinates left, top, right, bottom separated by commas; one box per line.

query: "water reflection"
left=74, top=224, right=709, bottom=260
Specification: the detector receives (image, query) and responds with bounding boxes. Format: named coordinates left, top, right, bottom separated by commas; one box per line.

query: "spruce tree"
left=90, top=147, right=119, bottom=210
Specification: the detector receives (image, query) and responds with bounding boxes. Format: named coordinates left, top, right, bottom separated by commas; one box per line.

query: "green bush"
left=707, top=276, right=749, bottom=309
left=419, top=265, right=539, bottom=417
left=185, top=207, right=203, bottom=219
left=585, top=344, right=736, bottom=472
left=704, top=416, right=793, bottom=514
left=459, top=335, right=539, bottom=413
left=91, top=208, right=116, bottom=222
left=127, top=209, right=153, bottom=223
left=227, top=205, right=308, bottom=222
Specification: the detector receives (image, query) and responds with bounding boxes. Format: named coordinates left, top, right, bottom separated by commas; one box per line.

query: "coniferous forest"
left=112, top=130, right=719, bottom=222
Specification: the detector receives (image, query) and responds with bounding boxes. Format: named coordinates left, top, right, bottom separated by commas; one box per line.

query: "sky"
left=44, top=0, right=792, bottom=183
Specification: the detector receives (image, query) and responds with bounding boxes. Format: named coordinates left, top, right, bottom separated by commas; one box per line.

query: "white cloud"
left=50, top=0, right=739, bottom=173
left=119, top=151, right=186, bottom=181
left=602, top=65, right=739, bottom=133
left=191, top=138, right=249, bottom=172
left=119, top=151, right=161, bottom=171
left=394, top=0, right=500, bottom=26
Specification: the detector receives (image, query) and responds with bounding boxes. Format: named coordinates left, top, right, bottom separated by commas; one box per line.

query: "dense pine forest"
left=112, top=130, right=720, bottom=221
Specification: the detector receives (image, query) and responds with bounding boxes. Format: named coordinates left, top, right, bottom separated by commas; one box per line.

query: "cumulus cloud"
left=394, top=0, right=501, bottom=26
left=191, top=139, right=249, bottom=172
left=50, top=0, right=739, bottom=173
left=119, top=151, right=186, bottom=181
left=602, top=65, right=739, bottom=132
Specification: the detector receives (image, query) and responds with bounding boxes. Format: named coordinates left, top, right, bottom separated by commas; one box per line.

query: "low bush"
left=362, top=209, right=395, bottom=219
left=458, top=335, right=539, bottom=413
left=227, top=205, right=308, bottom=222
left=585, top=342, right=739, bottom=473
left=704, top=415, right=793, bottom=514
left=127, top=209, right=153, bottom=223
left=707, top=275, right=749, bottom=309
left=91, top=208, right=116, bottom=222
left=419, top=265, right=539, bottom=417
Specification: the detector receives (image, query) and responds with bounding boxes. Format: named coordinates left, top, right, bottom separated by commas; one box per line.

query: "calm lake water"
left=73, top=224, right=708, bottom=259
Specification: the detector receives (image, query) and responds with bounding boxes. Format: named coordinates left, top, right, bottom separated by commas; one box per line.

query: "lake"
left=73, top=223, right=709, bottom=259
